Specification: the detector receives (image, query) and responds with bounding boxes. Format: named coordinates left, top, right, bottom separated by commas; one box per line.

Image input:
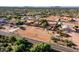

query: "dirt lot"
left=46, top=15, right=71, bottom=21
left=15, top=26, right=52, bottom=43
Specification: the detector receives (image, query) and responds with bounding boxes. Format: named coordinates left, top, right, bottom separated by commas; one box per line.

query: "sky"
left=0, top=0, right=79, bottom=7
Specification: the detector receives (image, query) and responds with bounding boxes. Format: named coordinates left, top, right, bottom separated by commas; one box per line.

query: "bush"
left=51, top=36, right=60, bottom=43
left=30, top=43, right=51, bottom=52
left=64, top=39, right=76, bottom=47
left=20, top=26, right=26, bottom=30
left=60, top=32, right=70, bottom=37
left=14, top=44, right=26, bottom=52
left=0, top=35, right=32, bottom=52
left=73, top=25, right=79, bottom=32
left=6, top=46, right=13, bottom=51
left=39, top=19, right=49, bottom=28
left=9, top=36, right=16, bottom=42
left=15, top=38, right=28, bottom=45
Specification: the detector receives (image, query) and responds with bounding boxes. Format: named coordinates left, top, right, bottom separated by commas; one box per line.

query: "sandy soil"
left=15, top=26, right=52, bottom=43
left=46, top=15, right=71, bottom=21
left=46, top=16, right=60, bottom=21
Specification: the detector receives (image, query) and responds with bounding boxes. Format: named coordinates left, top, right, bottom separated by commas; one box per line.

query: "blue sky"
left=0, top=0, right=79, bottom=7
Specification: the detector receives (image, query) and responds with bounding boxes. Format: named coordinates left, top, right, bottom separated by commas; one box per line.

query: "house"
left=70, top=18, right=78, bottom=22
left=35, top=15, right=41, bottom=20
left=21, top=16, right=28, bottom=20
left=62, top=25, right=72, bottom=33
left=0, top=18, right=8, bottom=25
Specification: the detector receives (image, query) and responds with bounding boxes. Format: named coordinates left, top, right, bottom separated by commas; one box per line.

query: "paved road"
left=25, top=37, right=79, bottom=52
left=50, top=43, right=78, bottom=52
left=0, top=31, right=79, bottom=52
left=0, top=31, right=13, bottom=36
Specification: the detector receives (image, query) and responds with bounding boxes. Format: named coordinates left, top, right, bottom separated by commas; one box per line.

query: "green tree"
left=14, top=37, right=31, bottom=51
left=9, top=36, right=16, bottom=42
left=14, top=44, right=26, bottom=52
left=15, top=37, right=28, bottom=45
left=39, top=19, right=49, bottom=28
left=6, top=46, right=12, bottom=52
left=30, top=43, right=51, bottom=52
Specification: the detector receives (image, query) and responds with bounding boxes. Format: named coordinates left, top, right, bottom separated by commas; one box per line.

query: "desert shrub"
left=64, top=39, right=76, bottom=47
left=51, top=36, right=60, bottom=43
left=60, top=32, right=70, bottom=37
left=19, top=26, right=26, bottom=30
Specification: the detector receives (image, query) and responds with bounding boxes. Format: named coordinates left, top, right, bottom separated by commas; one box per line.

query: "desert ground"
left=15, top=26, right=52, bottom=43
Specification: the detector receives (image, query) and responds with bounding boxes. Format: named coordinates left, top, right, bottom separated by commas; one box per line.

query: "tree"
left=53, top=19, right=62, bottom=31
left=16, top=20, right=25, bottom=25
left=30, top=43, right=51, bottom=52
left=73, top=26, right=79, bottom=32
left=15, top=37, right=31, bottom=51
left=9, top=36, right=16, bottom=43
left=0, top=35, right=3, bottom=38
left=14, top=44, right=26, bottom=52
left=64, top=39, right=76, bottom=47
left=15, top=37, right=28, bottom=45
left=6, top=15, right=12, bottom=20
left=0, top=35, right=32, bottom=52
left=6, top=46, right=12, bottom=52
left=0, top=26, right=5, bottom=29
left=39, top=19, right=49, bottom=28
left=51, top=35, right=60, bottom=43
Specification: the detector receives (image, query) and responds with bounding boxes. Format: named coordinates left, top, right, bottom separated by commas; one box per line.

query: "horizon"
left=0, top=6, right=79, bottom=8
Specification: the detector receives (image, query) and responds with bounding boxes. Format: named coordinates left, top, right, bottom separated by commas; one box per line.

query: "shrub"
left=20, top=26, right=26, bottom=30
left=64, top=39, right=76, bottom=47
left=60, top=32, right=70, bottom=37
left=51, top=36, right=60, bottom=43
left=14, top=44, right=26, bottom=52
left=30, top=43, right=51, bottom=52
